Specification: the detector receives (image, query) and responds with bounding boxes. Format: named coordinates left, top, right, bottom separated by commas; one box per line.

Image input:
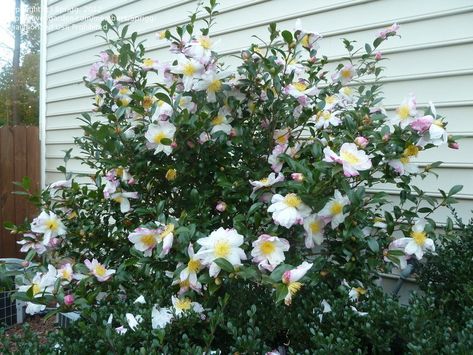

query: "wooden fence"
left=0, top=126, right=40, bottom=258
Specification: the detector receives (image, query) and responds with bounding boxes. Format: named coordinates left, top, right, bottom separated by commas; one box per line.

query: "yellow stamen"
left=293, top=82, right=307, bottom=92
left=175, top=298, right=192, bottom=311
left=153, top=132, right=167, bottom=144
left=141, top=234, right=156, bottom=248
left=330, top=202, right=343, bottom=215
left=182, top=62, right=197, bottom=77
left=208, top=79, right=222, bottom=93
left=259, top=241, right=276, bottom=256
left=288, top=281, right=302, bottom=296
left=397, top=105, right=410, bottom=120
left=187, top=259, right=201, bottom=273
left=310, top=221, right=321, bottom=234
left=214, top=240, right=231, bottom=258
left=198, top=37, right=212, bottom=49
left=340, top=150, right=361, bottom=165
left=211, top=115, right=224, bottom=126
left=411, top=231, right=427, bottom=246
left=143, top=58, right=154, bottom=67
left=32, top=283, right=41, bottom=296
left=284, top=193, right=302, bottom=208
left=94, top=265, right=107, bottom=277
left=46, top=219, right=59, bottom=231
left=403, top=145, right=419, bottom=158
left=160, top=224, right=174, bottom=238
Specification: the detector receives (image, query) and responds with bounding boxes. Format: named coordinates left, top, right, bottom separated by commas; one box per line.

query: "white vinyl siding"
left=43, top=0, right=473, bottom=222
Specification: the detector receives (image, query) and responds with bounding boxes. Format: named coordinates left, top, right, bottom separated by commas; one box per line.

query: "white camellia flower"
left=195, top=227, right=246, bottom=277
left=170, top=54, right=203, bottom=91
left=390, top=94, right=417, bottom=128
left=145, top=121, right=177, bottom=155
left=388, top=157, right=419, bottom=176
left=210, top=107, right=233, bottom=135
left=194, top=70, right=231, bottom=102
left=318, top=190, right=350, bottom=228
left=273, top=128, right=290, bottom=145
left=268, top=193, right=312, bottom=229
left=348, top=286, right=367, bottom=301
left=249, top=172, right=284, bottom=193
left=84, top=259, right=116, bottom=282
left=171, top=296, right=204, bottom=317
left=151, top=305, right=173, bottom=329
left=391, top=219, right=435, bottom=260
left=155, top=222, right=175, bottom=257
left=18, top=265, right=58, bottom=315
left=303, top=214, right=326, bottom=248
left=110, top=191, right=139, bottom=213
left=125, top=313, right=143, bottom=331
left=284, top=81, right=319, bottom=99
left=323, top=143, right=372, bottom=177
left=180, top=243, right=203, bottom=292
left=57, top=263, right=74, bottom=282
left=315, top=110, right=341, bottom=129
left=332, top=64, right=355, bottom=85
left=128, top=227, right=161, bottom=256
left=30, top=211, right=66, bottom=245
left=251, top=234, right=289, bottom=271
left=282, top=261, right=313, bottom=305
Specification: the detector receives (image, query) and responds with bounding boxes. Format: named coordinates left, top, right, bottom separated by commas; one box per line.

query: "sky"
left=0, top=1, right=22, bottom=67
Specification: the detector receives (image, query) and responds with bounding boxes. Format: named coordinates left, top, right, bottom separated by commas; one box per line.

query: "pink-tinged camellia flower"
left=315, top=110, right=341, bottom=129
left=17, top=233, right=47, bottom=255
left=417, top=119, right=448, bottom=147
left=110, top=191, right=139, bottom=213
left=128, top=227, right=162, bottom=257
left=249, top=172, right=285, bottom=193
left=291, top=173, right=304, bottom=182
left=323, top=143, right=372, bottom=177
left=172, top=296, right=204, bottom=317
left=140, top=58, right=159, bottom=71
left=30, top=211, right=66, bottom=246
left=390, top=219, right=435, bottom=260
left=194, top=70, right=232, bottom=102
left=170, top=54, right=203, bottom=91
left=319, top=190, right=350, bottom=228
left=377, top=23, right=400, bottom=39
left=268, top=144, right=300, bottom=173
left=145, top=121, right=177, bottom=156
left=57, top=263, right=75, bottom=282
left=179, top=243, right=203, bottom=292
left=294, top=19, right=322, bottom=50
left=273, top=128, right=290, bottom=145
left=195, top=227, right=246, bottom=277
left=391, top=95, right=417, bottom=128
left=84, top=259, right=116, bottom=282
left=267, top=193, right=312, bottom=229
left=251, top=234, right=289, bottom=271
left=282, top=261, right=313, bottom=305
left=332, top=64, right=355, bottom=85
left=410, top=115, right=433, bottom=133
left=303, top=214, right=326, bottom=248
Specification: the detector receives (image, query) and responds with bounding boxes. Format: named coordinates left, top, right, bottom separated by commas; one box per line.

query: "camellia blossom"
left=145, top=121, right=177, bottom=155
left=349, top=286, right=367, bottom=301
left=57, top=263, right=74, bottom=282
left=391, top=219, right=435, bottom=260
left=315, top=110, right=341, bottom=129
left=249, top=172, right=284, bottom=193
left=273, top=128, right=290, bottom=145
left=151, top=305, right=173, bottom=329
left=282, top=261, right=313, bottom=305
left=319, top=190, right=350, bottom=228
left=251, top=234, right=289, bottom=271
left=284, top=80, right=319, bottom=99
left=388, top=144, right=420, bottom=176
left=17, top=265, right=58, bottom=315
left=267, top=193, right=312, bottom=228
left=417, top=118, right=448, bottom=147
left=84, top=259, right=116, bottom=282
left=194, top=70, right=231, bottom=102
left=17, top=233, right=47, bottom=255
left=179, top=243, right=203, bottom=292
left=377, top=23, right=400, bottom=39
left=171, top=296, right=204, bottom=317
left=125, top=313, right=143, bottom=331
left=30, top=211, right=66, bottom=245
left=391, top=95, right=417, bottom=128
left=332, top=64, right=355, bottom=85
left=170, top=54, right=203, bottom=91
left=141, top=57, right=159, bottom=71
left=110, top=191, right=139, bottom=213
left=128, top=227, right=162, bottom=256
left=195, top=227, right=246, bottom=277
left=210, top=107, right=233, bottom=135
left=303, top=214, right=326, bottom=248
left=323, top=143, right=372, bottom=177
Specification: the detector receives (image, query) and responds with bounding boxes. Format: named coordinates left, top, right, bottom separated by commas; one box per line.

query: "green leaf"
left=365, top=43, right=372, bottom=54
left=281, top=30, right=293, bottom=44
left=155, top=92, right=172, bottom=107
left=214, top=258, right=234, bottom=273
left=448, top=185, right=463, bottom=197
left=275, top=283, right=288, bottom=303
left=367, top=239, right=379, bottom=253
left=270, top=264, right=293, bottom=282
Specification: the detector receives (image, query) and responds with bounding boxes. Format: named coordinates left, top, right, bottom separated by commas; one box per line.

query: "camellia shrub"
left=6, top=1, right=462, bottom=352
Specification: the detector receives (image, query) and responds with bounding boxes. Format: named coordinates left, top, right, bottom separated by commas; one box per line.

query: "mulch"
left=1, top=315, right=57, bottom=353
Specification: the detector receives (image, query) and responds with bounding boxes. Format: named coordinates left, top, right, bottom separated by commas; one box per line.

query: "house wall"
left=42, top=0, right=473, bottom=223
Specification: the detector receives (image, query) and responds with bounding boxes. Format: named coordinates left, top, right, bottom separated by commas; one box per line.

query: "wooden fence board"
left=0, top=126, right=40, bottom=259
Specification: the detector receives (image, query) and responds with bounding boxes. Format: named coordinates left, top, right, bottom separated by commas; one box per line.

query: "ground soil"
left=0, top=315, right=56, bottom=353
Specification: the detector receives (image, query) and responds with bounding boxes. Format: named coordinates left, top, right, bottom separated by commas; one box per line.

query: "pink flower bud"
left=260, top=119, right=270, bottom=129
left=171, top=141, right=177, bottom=148
left=309, top=56, right=317, bottom=63
left=374, top=51, right=382, bottom=61
left=187, top=140, right=195, bottom=149
left=291, top=173, right=304, bottom=182
left=230, top=128, right=238, bottom=137
left=198, top=132, right=210, bottom=144
left=21, top=261, right=30, bottom=267
left=383, top=133, right=391, bottom=142
left=216, top=201, right=227, bottom=212
left=128, top=177, right=136, bottom=185
left=354, top=136, right=369, bottom=148
left=448, top=142, right=459, bottom=150
left=64, top=294, right=74, bottom=306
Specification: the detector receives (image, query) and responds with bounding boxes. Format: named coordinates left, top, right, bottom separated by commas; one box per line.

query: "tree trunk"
left=12, top=0, right=21, bottom=125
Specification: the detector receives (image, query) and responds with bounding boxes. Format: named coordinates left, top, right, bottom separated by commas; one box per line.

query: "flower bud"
left=291, top=173, right=304, bottom=182
left=64, top=294, right=75, bottom=306
left=215, top=201, right=227, bottom=212
left=374, top=51, right=382, bottom=61
left=448, top=142, right=459, bottom=150
left=21, top=261, right=30, bottom=267
left=171, top=141, right=177, bottom=148
left=165, top=168, right=177, bottom=181
left=354, top=136, right=369, bottom=148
